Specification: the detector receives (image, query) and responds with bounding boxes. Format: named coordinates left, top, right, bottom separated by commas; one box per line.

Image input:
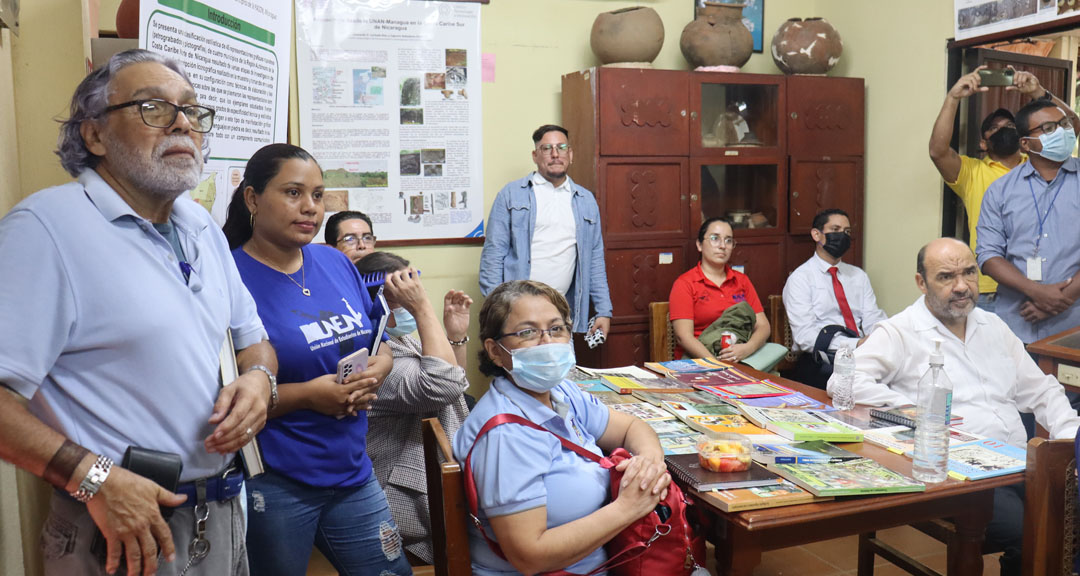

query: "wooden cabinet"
left=563, top=68, right=864, bottom=368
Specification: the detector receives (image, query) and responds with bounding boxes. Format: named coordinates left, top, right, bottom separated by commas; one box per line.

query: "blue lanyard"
left=1027, top=171, right=1068, bottom=254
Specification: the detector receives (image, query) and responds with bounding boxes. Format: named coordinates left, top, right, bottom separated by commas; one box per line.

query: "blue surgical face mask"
left=1029, top=126, right=1077, bottom=163
left=498, top=341, right=576, bottom=393
left=386, top=307, right=417, bottom=338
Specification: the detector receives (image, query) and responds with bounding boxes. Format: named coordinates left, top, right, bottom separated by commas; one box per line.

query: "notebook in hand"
left=665, top=454, right=781, bottom=492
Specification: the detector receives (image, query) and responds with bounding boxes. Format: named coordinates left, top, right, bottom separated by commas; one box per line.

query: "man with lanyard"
left=932, top=67, right=1048, bottom=311
left=978, top=98, right=1080, bottom=410
left=0, top=50, right=276, bottom=575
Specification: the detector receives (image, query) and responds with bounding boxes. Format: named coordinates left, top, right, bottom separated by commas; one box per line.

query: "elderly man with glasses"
left=0, top=49, right=276, bottom=576
left=478, top=124, right=612, bottom=338
left=978, top=98, right=1080, bottom=348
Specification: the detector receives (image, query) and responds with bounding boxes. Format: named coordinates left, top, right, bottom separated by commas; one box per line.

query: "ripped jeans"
left=245, top=471, right=413, bottom=576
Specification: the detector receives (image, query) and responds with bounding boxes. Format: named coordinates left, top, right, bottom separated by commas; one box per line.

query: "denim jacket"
left=478, top=174, right=613, bottom=333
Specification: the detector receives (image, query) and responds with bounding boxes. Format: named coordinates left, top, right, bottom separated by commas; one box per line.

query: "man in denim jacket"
left=479, top=125, right=612, bottom=336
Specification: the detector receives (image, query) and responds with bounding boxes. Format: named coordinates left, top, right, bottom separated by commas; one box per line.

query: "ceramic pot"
left=590, top=6, right=665, bottom=66
left=116, top=0, right=139, bottom=39
left=771, top=17, right=843, bottom=75
left=680, top=2, right=753, bottom=70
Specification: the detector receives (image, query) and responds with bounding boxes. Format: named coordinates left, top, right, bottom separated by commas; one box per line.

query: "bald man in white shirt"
left=827, top=237, right=1080, bottom=576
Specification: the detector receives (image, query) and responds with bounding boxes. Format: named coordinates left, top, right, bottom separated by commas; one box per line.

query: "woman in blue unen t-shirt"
left=223, top=143, right=412, bottom=576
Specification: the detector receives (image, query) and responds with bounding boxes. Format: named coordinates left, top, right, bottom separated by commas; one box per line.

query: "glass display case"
left=693, top=77, right=781, bottom=155
left=697, top=162, right=780, bottom=231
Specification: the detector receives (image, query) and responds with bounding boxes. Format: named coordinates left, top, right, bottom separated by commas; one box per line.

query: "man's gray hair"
left=55, top=49, right=192, bottom=177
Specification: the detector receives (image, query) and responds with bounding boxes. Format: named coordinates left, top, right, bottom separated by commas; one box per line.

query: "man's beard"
left=106, top=134, right=203, bottom=199
left=927, top=291, right=975, bottom=321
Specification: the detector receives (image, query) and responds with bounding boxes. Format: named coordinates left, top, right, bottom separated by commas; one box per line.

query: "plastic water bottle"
left=912, top=339, right=954, bottom=483
left=831, top=346, right=856, bottom=410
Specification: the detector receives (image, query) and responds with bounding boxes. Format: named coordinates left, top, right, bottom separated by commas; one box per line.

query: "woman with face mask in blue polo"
left=452, top=280, right=671, bottom=576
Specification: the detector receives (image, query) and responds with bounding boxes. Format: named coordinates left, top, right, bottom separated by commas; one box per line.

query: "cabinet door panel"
left=598, top=69, right=689, bottom=157
left=787, top=76, right=864, bottom=157
left=788, top=157, right=862, bottom=235
left=728, top=238, right=785, bottom=300
left=605, top=247, right=689, bottom=325
left=600, top=159, right=689, bottom=242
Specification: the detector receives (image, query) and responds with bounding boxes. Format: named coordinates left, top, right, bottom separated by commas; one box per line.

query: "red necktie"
left=829, top=266, right=858, bottom=334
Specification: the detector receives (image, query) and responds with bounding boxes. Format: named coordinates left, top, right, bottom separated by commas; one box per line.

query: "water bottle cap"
left=929, top=338, right=944, bottom=366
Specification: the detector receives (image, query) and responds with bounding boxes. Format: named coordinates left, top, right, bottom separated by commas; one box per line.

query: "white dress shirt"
left=529, top=172, right=577, bottom=296
left=827, top=296, right=1080, bottom=448
left=782, top=252, right=888, bottom=353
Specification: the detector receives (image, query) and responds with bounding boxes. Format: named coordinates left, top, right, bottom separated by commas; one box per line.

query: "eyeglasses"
left=537, top=143, right=570, bottom=156
left=101, top=99, right=216, bottom=133
left=496, top=324, right=573, bottom=343
left=338, top=233, right=377, bottom=248
left=1026, top=117, right=1071, bottom=137
left=704, top=234, right=735, bottom=247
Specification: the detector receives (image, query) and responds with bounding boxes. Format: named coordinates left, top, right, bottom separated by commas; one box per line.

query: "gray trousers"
left=41, top=492, right=248, bottom=576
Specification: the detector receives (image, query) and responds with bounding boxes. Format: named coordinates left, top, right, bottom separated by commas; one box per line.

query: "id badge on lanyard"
left=1027, top=173, right=1067, bottom=282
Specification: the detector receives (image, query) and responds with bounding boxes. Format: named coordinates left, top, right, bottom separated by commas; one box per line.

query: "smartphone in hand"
left=978, top=68, right=1014, bottom=87
left=336, top=348, right=370, bottom=383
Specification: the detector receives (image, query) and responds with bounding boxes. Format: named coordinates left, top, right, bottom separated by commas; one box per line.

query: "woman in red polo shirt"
left=669, top=217, right=770, bottom=362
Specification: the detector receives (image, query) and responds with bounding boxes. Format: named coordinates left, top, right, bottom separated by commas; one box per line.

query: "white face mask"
left=498, top=341, right=576, bottom=393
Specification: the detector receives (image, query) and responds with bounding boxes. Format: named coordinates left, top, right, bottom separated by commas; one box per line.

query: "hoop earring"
left=249, top=211, right=256, bottom=229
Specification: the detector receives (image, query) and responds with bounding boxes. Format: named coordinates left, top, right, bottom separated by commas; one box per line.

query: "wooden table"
left=685, top=368, right=1023, bottom=576
left=1027, top=325, right=1080, bottom=393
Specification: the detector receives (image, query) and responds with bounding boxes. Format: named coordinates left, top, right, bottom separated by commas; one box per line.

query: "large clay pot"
left=680, top=2, right=753, bottom=70
left=116, top=0, right=139, bottom=39
left=590, top=7, right=665, bottom=66
left=771, top=17, right=843, bottom=75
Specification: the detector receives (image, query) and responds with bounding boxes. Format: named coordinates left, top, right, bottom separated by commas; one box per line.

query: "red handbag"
left=463, top=413, right=707, bottom=576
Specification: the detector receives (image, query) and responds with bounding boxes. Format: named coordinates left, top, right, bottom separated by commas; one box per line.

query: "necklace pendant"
left=302, top=288, right=311, bottom=296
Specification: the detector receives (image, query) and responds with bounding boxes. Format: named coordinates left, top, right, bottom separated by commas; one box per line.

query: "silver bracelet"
left=448, top=335, right=469, bottom=346
left=70, top=455, right=113, bottom=503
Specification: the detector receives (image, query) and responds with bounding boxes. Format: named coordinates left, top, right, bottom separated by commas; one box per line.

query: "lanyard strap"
left=1027, top=171, right=1068, bottom=254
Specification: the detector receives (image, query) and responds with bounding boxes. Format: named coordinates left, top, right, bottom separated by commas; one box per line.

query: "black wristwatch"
left=1040, top=88, right=1054, bottom=102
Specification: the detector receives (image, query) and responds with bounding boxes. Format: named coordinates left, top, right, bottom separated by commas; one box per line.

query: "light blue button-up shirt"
left=0, top=170, right=267, bottom=481
left=453, top=376, right=611, bottom=575
left=976, top=157, right=1080, bottom=343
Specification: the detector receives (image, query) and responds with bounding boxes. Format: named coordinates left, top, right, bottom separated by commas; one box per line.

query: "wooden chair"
left=421, top=417, right=472, bottom=576
left=1022, top=437, right=1077, bottom=576
left=648, top=299, right=795, bottom=366
left=766, top=294, right=799, bottom=372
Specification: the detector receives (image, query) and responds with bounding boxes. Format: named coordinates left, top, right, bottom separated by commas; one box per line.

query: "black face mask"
left=987, top=126, right=1020, bottom=157
left=821, top=232, right=852, bottom=259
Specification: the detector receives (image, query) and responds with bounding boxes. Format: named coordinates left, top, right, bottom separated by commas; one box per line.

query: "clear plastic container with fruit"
left=696, top=433, right=753, bottom=473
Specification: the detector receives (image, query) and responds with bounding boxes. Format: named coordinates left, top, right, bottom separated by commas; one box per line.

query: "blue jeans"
left=977, top=292, right=997, bottom=313
left=245, top=471, right=413, bottom=576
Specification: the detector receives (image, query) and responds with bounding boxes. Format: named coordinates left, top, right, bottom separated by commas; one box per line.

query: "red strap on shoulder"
left=464, top=413, right=648, bottom=576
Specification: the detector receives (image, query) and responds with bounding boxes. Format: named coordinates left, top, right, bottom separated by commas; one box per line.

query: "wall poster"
left=954, top=0, right=1063, bottom=42
left=296, top=0, right=484, bottom=244
left=139, top=0, right=293, bottom=225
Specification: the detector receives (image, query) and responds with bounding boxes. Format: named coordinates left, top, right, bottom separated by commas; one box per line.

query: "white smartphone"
left=336, top=347, right=369, bottom=383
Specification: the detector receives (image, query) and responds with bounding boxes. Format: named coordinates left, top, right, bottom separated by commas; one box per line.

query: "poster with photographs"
left=296, top=0, right=484, bottom=243
left=954, top=0, right=1062, bottom=42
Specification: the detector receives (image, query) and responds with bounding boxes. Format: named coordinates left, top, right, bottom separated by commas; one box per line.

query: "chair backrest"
left=422, top=417, right=472, bottom=576
left=766, top=294, right=799, bottom=370
left=649, top=301, right=675, bottom=362
left=1022, top=437, right=1077, bottom=576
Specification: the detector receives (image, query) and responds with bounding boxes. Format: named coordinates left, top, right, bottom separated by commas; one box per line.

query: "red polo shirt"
left=669, top=262, right=763, bottom=340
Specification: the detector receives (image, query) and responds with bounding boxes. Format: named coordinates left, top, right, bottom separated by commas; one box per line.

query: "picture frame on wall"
left=695, top=0, right=764, bottom=53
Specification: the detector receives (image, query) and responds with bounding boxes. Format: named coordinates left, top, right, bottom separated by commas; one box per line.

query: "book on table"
left=669, top=367, right=765, bottom=391
left=661, top=401, right=784, bottom=438
left=863, top=426, right=984, bottom=456
left=644, top=358, right=730, bottom=376
left=766, top=458, right=926, bottom=497
left=720, top=390, right=838, bottom=412
left=590, top=391, right=647, bottom=406
left=665, top=454, right=782, bottom=492
left=576, top=365, right=659, bottom=380
left=869, top=404, right=964, bottom=429
left=739, top=406, right=864, bottom=442
left=710, top=480, right=833, bottom=512
left=947, top=438, right=1026, bottom=480
left=600, top=374, right=695, bottom=394
left=752, top=440, right=863, bottom=465
left=633, top=390, right=721, bottom=407
left=608, top=402, right=677, bottom=422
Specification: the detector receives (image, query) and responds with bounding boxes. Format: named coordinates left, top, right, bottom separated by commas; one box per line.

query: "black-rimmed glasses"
left=1026, top=117, right=1071, bottom=137
left=537, top=143, right=570, bottom=156
left=101, top=99, right=216, bottom=133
